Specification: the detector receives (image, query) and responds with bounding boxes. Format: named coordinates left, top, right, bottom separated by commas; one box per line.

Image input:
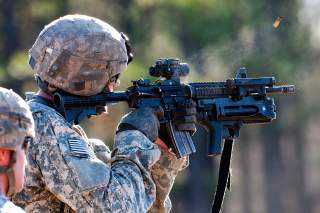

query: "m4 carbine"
left=53, top=58, right=294, bottom=158
left=53, top=58, right=294, bottom=213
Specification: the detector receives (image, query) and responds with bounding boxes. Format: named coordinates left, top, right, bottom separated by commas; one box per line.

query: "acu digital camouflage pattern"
left=13, top=100, right=187, bottom=213
left=149, top=150, right=189, bottom=213
left=0, top=87, right=34, bottom=150
left=29, top=14, right=128, bottom=96
left=0, top=193, right=24, bottom=213
left=71, top=125, right=111, bottom=164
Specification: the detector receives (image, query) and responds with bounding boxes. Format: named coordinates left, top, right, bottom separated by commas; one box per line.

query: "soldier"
left=13, top=14, right=196, bottom=212
left=0, top=87, right=35, bottom=212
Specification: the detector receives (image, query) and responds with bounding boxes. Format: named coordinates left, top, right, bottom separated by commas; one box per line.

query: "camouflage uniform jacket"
left=0, top=193, right=24, bottom=213
left=13, top=100, right=161, bottom=213
left=13, top=99, right=187, bottom=213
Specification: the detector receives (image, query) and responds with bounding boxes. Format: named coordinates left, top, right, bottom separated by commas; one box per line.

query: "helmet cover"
left=29, top=14, right=128, bottom=96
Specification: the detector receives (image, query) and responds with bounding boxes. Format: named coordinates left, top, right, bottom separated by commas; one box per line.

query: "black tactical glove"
left=172, top=100, right=197, bottom=134
left=116, top=107, right=164, bottom=142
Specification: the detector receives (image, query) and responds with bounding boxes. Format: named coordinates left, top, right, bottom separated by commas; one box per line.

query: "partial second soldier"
left=0, top=87, right=35, bottom=213
left=13, top=14, right=196, bottom=213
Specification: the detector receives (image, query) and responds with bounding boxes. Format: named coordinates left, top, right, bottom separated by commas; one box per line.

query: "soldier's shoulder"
left=0, top=194, right=24, bottom=213
left=28, top=99, right=59, bottom=117
left=28, top=99, right=69, bottom=128
left=27, top=98, right=73, bottom=147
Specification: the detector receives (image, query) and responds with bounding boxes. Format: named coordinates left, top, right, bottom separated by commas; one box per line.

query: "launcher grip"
left=204, top=121, right=241, bottom=156
left=208, top=122, right=223, bottom=156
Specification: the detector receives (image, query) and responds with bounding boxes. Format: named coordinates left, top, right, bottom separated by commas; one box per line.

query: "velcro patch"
left=68, top=139, right=93, bottom=158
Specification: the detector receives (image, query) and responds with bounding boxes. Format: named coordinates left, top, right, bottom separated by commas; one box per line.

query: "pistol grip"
left=166, top=121, right=196, bottom=158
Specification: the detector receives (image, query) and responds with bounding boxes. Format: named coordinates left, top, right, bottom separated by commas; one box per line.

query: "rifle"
left=53, top=58, right=294, bottom=213
left=53, top=58, right=294, bottom=158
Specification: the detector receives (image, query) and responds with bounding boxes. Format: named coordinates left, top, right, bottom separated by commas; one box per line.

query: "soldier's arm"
left=72, top=124, right=112, bottom=164
left=87, top=138, right=111, bottom=164
left=19, top=108, right=161, bottom=213
left=148, top=147, right=189, bottom=213
left=116, top=107, right=191, bottom=213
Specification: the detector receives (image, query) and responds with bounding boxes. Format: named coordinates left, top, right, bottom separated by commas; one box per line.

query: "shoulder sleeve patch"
left=68, top=139, right=94, bottom=158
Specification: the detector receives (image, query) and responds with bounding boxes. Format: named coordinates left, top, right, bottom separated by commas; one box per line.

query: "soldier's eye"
left=109, top=74, right=120, bottom=83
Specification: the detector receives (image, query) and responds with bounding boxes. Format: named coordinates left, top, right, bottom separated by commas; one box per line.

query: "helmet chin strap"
left=0, top=152, right=17, bottom=197
left=35, top=75, right=57, bottom=95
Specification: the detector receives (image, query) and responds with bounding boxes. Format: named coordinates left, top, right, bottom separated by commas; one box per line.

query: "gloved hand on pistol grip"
left=172, top=100, right=197, bottom=134
left=116, top=107, right=164, bottom=142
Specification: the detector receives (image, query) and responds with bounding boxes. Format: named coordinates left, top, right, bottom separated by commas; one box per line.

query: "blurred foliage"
left=0, top=0, right=319, bottom=212
left=7, top=51, right=31, bottom=79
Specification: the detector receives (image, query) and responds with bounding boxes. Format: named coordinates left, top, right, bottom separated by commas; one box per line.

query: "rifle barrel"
left=266, top=85, right=295, bottom=94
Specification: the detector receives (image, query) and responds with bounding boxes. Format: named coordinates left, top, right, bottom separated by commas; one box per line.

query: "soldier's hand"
left=172, top=100, right=197, bottom=134
left=116, top=107, right=164, bottom=142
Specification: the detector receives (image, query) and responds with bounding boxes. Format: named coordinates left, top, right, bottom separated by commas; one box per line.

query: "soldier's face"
left=106, top=80, right=120, bottom=92
left=12, top=146, right=27, bottom=193
left=96, top=81, right=120, bottom=115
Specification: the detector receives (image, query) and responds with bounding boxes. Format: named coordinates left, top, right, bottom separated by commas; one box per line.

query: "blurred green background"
left=1, top=0, right=319, bottom=212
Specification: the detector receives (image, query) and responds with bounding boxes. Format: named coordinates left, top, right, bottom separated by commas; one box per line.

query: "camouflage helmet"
left=0, top=87, right=34, bottom=197
left=29, top=14, right=128, bottom=96
left=0, top=87, right=34, bottom=151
